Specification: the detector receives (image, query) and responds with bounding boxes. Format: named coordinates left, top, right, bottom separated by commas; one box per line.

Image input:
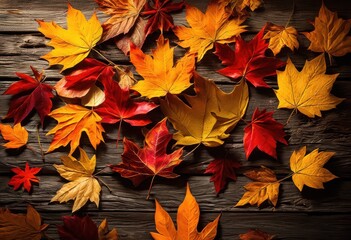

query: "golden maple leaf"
left=290, top=146, right=337, bottom=191
left=0, top=123, right=28, bottom=149
left=130, top=35, right=195, bottom=98
left=36, top=4, right=102, bottom=71
left=46, top=104, right=105, bottom=155
left=236, top=167, right=280, bottom=207
left=51, top=148, right=101, bottom=212
left=173, top=1, right=246, bottom=61
left=274, top=54, right=344, bottom=118
left=160, top=73, right=248, bottom=147
left=303, top=3, right=351, bottom=62
left=264, top=22, right=299, bottom=55
left=151, top=184, right=220, bottom=240
left=0, top=205, right=48, bottom=240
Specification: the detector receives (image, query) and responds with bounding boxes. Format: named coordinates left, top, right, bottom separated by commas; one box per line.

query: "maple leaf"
left=274, top=54, right=344, bottom=118
left=3, top=66, right=53, bottom=125
left=236, top=167, right=280, bottom=207
left=36, top=4, right=102, bottom=71
left=173, top=1, right=246, bottom=61
left=204, top=158, right=241, bottom=194
left=51, top=148, right=101, bottom=212
left=302, top=3, right=351, bottom=62
left=55, top=58, right=115, bottom=99
left=0, top=123, right=28, bottom=149
left=160, top=72, right=249, bottom=147
left=46, top=104, right=105, bottom=155
left=96, top=0, right=146, bottom=42
left=141, top=0, right=184, bottom=35
left=130, top=35, right=195, bottom=98
left=264, top=22, right=299, bottom=56
left=0, top=205, right=48, bottom=240
left=243, top=108, right=287, bottom=160
left=290, top=146, right=337, bottom=191
left=95, top=76, right=158, bottom=126
left=151, top=183, right=221, bottom=240
left=215, top=26, right=286, bottom=88
left=8, top=162, right=41, bottom=192
left=58, top=215, right=118, bottom=240
left=110, top=118, right=183, bottom=198
left=239, top=229, right=275, bottom=240
left=220, top=0, right=263, bottom=17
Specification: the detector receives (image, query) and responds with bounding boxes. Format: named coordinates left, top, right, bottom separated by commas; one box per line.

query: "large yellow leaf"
left=274, top=54, right=343, bottom=118
left=151, top=184, right=220, bottom=240
left=160, top=73, right=249, bottom=147
left=303, top=3, right=351, bottom=61
left=36, top=4, right=102, bottom=71
left=46, top=104, right=105, bottom=155
left=130, top=35, right=195, bottom=98
left=51, top=148, right=101, bottom=212
left=173, top=1, right=246, bottom=61
left=0, top=123, right=28, bottom=149
left=290, top=146, right=337, bottom=191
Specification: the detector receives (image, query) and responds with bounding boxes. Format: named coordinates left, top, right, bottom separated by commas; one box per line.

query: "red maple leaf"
left=214, top=26, right=285, bottom=88
left=205, top=158, right=241, bottom=194
left=110, top=118, right=183, bottom=198
left=8, top=162, right=41, bottom=192
left=58, top=215, right=98, bottom=240
left=3, top=66, right=54, bottom=125
left=141, top=0, right=184, bottom=36
left=244, top=108, right=288, bottom=159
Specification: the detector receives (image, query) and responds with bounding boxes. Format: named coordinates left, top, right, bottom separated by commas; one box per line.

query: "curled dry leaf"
left=8, top=162, right=41, bottom=192
left=290, top=146, right=338, bottom=191
left=36, top=4, right=102, bottom=71
left=219, top=0, right=263, bottom=18
left=81, top=85, right=106, bottom=107
left=0, top=123, right=28, bottom=149
left=151, top=184, right=220, bottom=240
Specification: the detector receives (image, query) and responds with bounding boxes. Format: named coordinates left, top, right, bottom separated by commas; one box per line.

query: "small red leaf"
left=57, top=215, right=98, bottom=240
left=8, top=162, right=41, bottom=192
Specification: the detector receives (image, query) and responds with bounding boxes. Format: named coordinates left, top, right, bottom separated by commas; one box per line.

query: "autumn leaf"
left=160, top=73, right=249, bottom=147
left=302, top=3, right=351, bottom=62
left=215, top=26, right=286, bottom=88
left=204, top=158, right=241, bottom=194
left=243, top=108, right=287, bottom=159
left=264, top=22, right=299, bottom=55
left=96, top=0, right=146, bottom=42
left=81, top=85, right=106, bottom=107
left=220, top=0, right=263, bottom=17
left=46, top=104, right=105, bottom=155
left=0, top=123, right=28, bottom=149
left=290, top=146, right=337, bottom=191
left=173, top=1, right=246, bottom=61
left=151, top=184, right=221, bottom=240
left=236, top=167, right=280, bottom=207
left=110, top=118, right=183, bottom=198
left=275, top=54, right=344, bottom=118
left=141, top=0, right=184, bottom=35
left=0, top=205, right=48, bottom=240
left=130, top=35, right=195, bottom=98
left=240, top=229, right=275, bottom=240
left=51, top=148, right=101, bottom=212
left=36, top=4, right=102, bottom=71
left=58, top=215, right=118, bottom=240
left=3, top=66, right=53, bottom=125
left=8, top=162, right=41, bottom=192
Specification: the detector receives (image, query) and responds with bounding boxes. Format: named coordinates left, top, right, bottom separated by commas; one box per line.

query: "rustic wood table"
left=1, top=0, right=351, bottom=239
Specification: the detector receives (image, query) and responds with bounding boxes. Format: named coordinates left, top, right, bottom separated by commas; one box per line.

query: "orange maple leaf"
left=46, top=104, right=105, bottom=155
left=0, top=123, right=28, bottom=149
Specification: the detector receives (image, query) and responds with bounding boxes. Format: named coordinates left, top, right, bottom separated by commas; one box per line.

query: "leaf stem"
left=26, top=145, right=42, bottom=157
left=96, top=176, right=113, bottom=193
left=116, top=120, right=123, bottom=150
left=183, top=143, right=201, bottom=159
left=92, top=48, right=123, bottom=71
left=285, top=0, right=295, bottom=28
left=284, top=109, right=297, bottom=126
left=94, top=166, right=109, bottom=176
left=146, top=175, right=156, bottom=200
left=36, top=124, right=45, bottom=162
left=277, top=172, right=294, bottom=183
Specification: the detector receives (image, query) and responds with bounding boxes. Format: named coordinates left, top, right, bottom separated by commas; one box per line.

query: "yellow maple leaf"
left=0, top=123, right=28, bottom=149
left=151, top=184, right=220, bottom=240
left=264, top=22, right=299, bottom=55
left=160, top=73, right=248, bottom=147
left=46, top=104, right=105, bottom=155
left=274, top=54, right=344, bottom=118
left=236, top=167, right=280, bottom=207
left=173, top=1, right=246, bottom=61
left=51, top=148, right=101, bottom=212
left=303, top=3, right=351, bottom=62
left=36, top=4, right=102, bottom=71
left=130, top=35, right=195, bottom=98
left=290, top=146, right=337, bottom=191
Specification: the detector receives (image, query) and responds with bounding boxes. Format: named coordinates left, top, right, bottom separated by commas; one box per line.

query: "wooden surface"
left=1, top=0, right=351, bottom=239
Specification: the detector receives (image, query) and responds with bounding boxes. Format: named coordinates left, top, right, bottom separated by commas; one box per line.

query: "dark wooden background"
left=1, top=0, right=351, bottom=239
